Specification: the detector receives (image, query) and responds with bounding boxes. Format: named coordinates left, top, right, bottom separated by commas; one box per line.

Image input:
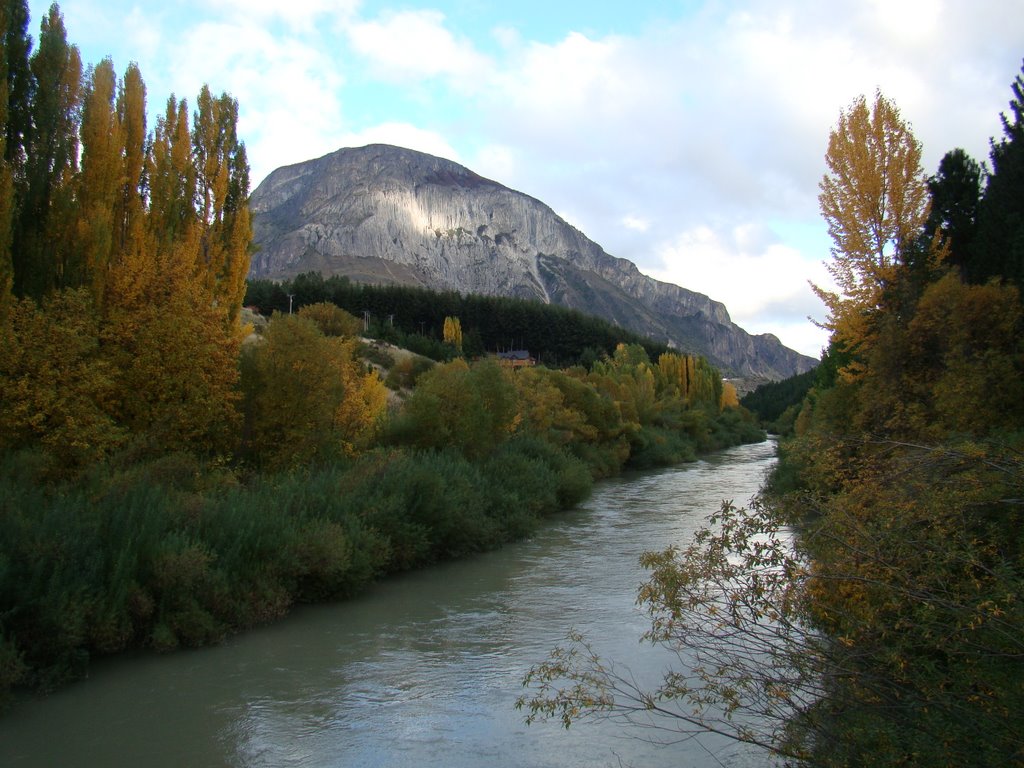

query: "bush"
left=384, top=354, right=434, bottom=390
left=297, top=302, right=362, bottom=337
left=627, top=425, right=697, bottom=469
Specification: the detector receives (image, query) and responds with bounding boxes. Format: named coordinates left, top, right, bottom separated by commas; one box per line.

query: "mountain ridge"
left=248, top=144, right=816, bottom=380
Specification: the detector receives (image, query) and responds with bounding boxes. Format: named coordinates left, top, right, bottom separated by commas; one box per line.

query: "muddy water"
left=0, top=441, right=777, bottom=767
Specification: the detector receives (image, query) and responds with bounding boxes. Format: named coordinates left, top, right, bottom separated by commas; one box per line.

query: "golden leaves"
left=815, top=91, right=932, bottom=370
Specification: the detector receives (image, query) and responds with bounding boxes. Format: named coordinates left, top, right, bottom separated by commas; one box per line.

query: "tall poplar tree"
left=104, top=61, right=147, bottom=308
left=75, top=58, right=121, bottom=304
left=12, top=3, right=80, bottom=297
left=813, top=91, right=931, bottom=375
left=1, top=0, right=35, bottom=311
left=192, top=85, right=251, bottom=327
left=0, top=1, right=24, bottom=315
left=0, top=3, right=253, bottom=461
left=105, top=87, right=250, bottom=455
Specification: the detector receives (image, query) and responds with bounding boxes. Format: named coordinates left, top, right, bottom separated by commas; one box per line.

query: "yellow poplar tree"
left=103, top=87, right=250, bottom=455
left=192, top=86, right=252, bottom=328
left=720, top=381, right=739, bottom=409
left=332, top=337, right=388, bottom=454
left=443, top=315, right=463, bottom=353
left=75, top=58, right=122, bottom=306
left=103, top=62, right=149, bottom=309
left=0, top=9, right=253, bottom=463
left=814, top=91, right=931, bottom=375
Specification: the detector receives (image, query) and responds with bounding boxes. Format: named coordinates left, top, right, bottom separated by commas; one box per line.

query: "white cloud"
left=347, top=9, right=492, bottom=82
left=472, top=144, right=519, bottom=184
left=331, top=123, right=462, bottom=163
left=153, top=18, right=347, bottom=185
left=646, top=223, right=832, bottom=358
left=122, top=7, right=162, bottom=57
left=621, top=215, right=650, bottom=233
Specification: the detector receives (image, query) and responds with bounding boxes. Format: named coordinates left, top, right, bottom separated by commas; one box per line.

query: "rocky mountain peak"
left=249, top=144, right=817, bottom=380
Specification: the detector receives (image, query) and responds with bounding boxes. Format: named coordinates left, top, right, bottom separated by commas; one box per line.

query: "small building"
left=495, top=349, right=536, bottom=368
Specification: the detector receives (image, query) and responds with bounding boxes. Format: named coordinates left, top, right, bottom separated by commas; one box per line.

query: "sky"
left=26, top=0, right=1024, bottom=358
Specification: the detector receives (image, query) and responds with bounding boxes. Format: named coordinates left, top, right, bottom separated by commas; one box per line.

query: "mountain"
left=248, top=144, right=817, bottom=380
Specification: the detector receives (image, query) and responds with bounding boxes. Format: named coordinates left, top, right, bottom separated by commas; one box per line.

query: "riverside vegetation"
left=518, top=70, right=1024, bottom=766
left=0, top=3, right=762, bottom=708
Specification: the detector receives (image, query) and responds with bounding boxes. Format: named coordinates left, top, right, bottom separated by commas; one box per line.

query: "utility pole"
left=287, top=294, right=294, bottom=314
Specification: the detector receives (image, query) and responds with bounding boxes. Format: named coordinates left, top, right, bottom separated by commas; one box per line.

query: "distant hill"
left=248, top=143, right=817, bottom=380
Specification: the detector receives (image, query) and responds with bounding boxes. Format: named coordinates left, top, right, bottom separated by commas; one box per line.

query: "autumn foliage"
left=0, top=5, right=251, bottom=465
left=520, top=70, right=1024, bottom=767
left=0, top=1, right=764, bottom=711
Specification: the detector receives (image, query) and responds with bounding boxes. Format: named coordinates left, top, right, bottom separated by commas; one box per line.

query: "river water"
left=0, top=440, right=777, bottom=767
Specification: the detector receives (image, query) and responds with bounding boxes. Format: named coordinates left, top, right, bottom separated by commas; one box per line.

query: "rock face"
left=249, top=144, right=817, bottom=379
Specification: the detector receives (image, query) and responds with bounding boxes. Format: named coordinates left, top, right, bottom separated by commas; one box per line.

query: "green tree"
left=971, top=58, right=1024, bottom=289
left=12, top=3, right=81, bottom=297
left=241, top=314, right=339, bottom=469
left=923, top=148, right=981, bottom=277
left=0, top=1, right=32, bottom=312
left=1, top=0, right=31, bottom=178
left=241, top=313, right=386, bottom=469
left=392, top=358, right=517, bottom=460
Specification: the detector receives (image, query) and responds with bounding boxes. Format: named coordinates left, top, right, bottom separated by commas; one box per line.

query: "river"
left=0, top=440, right=777, bottom=767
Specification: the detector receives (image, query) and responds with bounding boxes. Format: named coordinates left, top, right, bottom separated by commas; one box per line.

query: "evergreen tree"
left=0, top=3, right=20, bottom=313
left=1, top=0, right=31, bottom=176
left=0, top=0, right=33, bottom=313
left=924, top=148, right=981, bottom=277
left=972, top=59, right=1024, bottom=289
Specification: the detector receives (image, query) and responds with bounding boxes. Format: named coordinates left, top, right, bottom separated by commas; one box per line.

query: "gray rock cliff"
left=249, top=144, right=817, bottom=380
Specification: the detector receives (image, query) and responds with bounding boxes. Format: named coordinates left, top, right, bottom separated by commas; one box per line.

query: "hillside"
left=248, top=144, right=816, bottom=380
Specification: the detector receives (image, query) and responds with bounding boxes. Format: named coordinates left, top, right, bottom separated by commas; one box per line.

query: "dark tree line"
left=245, top=273, right=672, bottom=367
left=922, top=60, right=1024, bottom=290
left=740, top=367, right=816, bottom=429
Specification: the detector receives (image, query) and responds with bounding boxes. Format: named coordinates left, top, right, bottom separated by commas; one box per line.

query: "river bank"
left=0, top=441, right=776, bottom=768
